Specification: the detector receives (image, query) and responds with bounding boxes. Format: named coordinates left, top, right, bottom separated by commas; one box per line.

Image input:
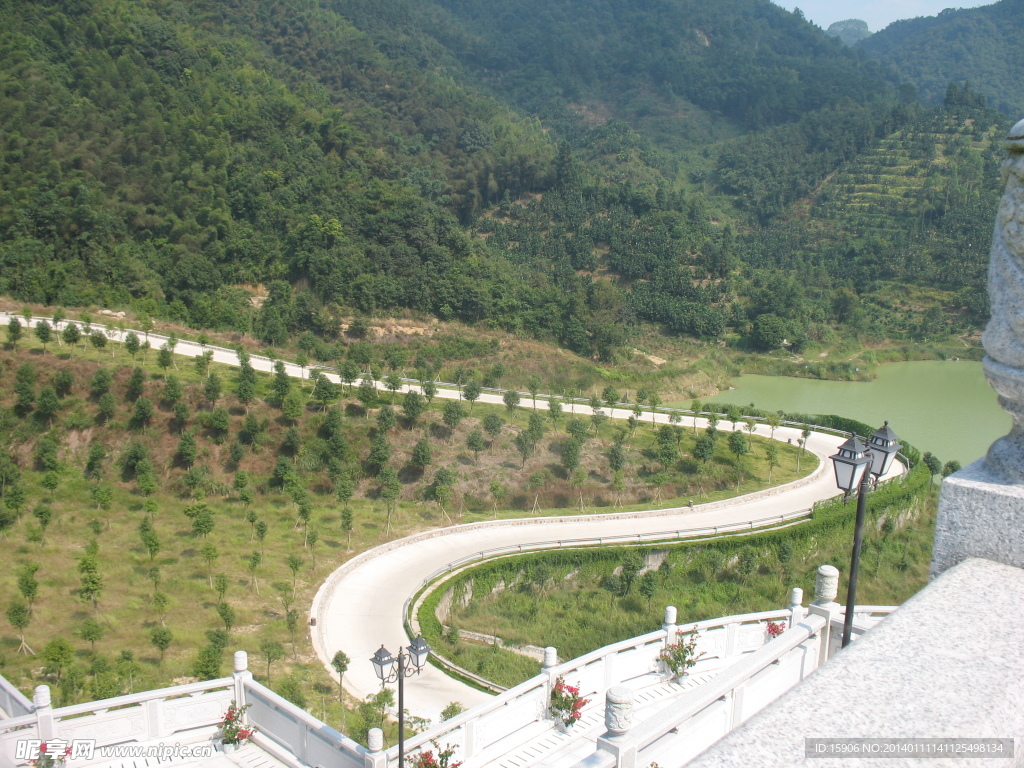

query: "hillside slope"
left=858, top=0, right=1024, bottom=117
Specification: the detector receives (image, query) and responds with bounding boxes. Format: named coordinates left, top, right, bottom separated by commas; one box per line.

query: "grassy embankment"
left=420, top=464, right=935, bottom=688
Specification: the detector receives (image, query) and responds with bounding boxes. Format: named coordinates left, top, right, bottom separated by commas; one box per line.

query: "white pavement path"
left=0, top=313, right=903, bottom=722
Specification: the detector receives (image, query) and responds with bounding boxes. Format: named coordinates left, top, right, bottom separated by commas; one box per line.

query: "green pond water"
left=696, top=361, right=1009, bottom=466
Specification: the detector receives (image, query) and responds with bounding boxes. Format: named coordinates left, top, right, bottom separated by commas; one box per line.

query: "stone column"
left=807, top=565, right=841, bottom=665
left=34, top=685, right=55, bottom=741
left=363, top=728, right=386, bottom=768
left=232, top=651, right=252, bottom=710
left=604, top=686, right=634, bottom=735
left=662, top=605, right=677, bottom=644
left=543, top=647, right=558, bottom=669
left=788, top=587, right=804, bottom=628
left=933, top=118, right=1024, bottom=577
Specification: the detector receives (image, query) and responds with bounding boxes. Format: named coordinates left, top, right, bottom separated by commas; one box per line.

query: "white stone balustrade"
left=0, top=600, right=893, bottom=768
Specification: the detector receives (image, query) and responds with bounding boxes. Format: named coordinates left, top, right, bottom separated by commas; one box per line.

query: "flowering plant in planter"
left=659, top=631, right=704, bottom=678
left=765, top=620, right=786, bottom=639
left=28, top=742, right=72, bottom=768
left=549, top=677, right=590, bottom=727
left=407, top=741, right=463, bottom=768
left=220, top=701, right=257, bottom=745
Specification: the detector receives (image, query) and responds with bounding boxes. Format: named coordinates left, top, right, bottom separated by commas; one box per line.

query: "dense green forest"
left=0, top=0, right=1009, bottom=363
left=858, top=0, right=1024, bottom=118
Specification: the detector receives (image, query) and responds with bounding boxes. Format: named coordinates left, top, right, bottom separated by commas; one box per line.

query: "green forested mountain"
left=857, top=0, right=1024, bottom=118
left=0, top=0, right=1007, bottom=359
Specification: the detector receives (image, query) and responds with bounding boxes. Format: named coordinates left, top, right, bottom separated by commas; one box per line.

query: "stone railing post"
left=596, top=687, right=637, bottom=768
left=543, top=646, right=558, bottom=670
left=363, top=728, right=386, bottom=768
left=34, top=686, right=55, bottom=741
left=789, top=587, right=805, bottom=628
left=662, top=606, right=677, bottom=644
left=233, top=651, right=252, bottom=712
left=807, top=565, right=840, bottom=666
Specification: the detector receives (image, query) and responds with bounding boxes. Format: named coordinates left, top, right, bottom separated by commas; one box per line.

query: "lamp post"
left=369, top=636, right=431, bottom=766
left=828, top=422, right=901, bottom=648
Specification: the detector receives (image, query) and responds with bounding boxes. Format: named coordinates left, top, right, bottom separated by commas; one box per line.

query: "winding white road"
left=1, top=313, right=902, bottom=722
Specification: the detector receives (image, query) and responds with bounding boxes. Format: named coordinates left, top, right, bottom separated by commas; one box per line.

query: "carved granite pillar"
left=932, top=118, right=1024, bottom=577
left=604, top=686, right=634, bottom=734
left=982, top=119, right=1024, bottom=481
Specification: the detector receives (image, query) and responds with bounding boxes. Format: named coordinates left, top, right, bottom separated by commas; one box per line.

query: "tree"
left=367, top=432, right=391, bottom=471
left=61, top=322, right=79, bottom=349
left=126, top=367, right=146, bottom=400
left=34, top=320, right=51, bottom=352
left=340, top=507, right=353, bottom=548
left=247, top=551, right=262, bottom=594
left=482, top=413, right=504, bottom=446
left=97, top=392, right=116, bottom=423
left=489, top=480, right=507, bottom=516
left=694, top=434, right=715, bottom=464
left=608, top=441, right=627, bottom=474
left=356, top=378, right=377, bottom=415
left=514, top=430, right=537, bottom=467
left=78, top=617, right=106, bottom=653
left=765, top=442, right=780, bottom=484
left=260, top=639, right=284, bottom=683
left=422, top=380, right=437, bottom=406
left=527, top=375, right=542, bottom=409
left=384, top=372, right=403, bottom=403
left=648, top=392, right=662, bottom=425
left=638, top=571, right=658, bottom=607
left=54, top=369, right=73, bottom=397
left=36, top=386, right=60, bottom=427
left=214, top=573, right=229, bottom=603
left=42, top=637, right=75, bottom=679
left=401, top=390, right=425, bottom=428
left=150, top=626, right=173, bottom=663
left=177, top=432, right=198, bottom=468
left=411, top=438, right=432, bottom=470
left=923, top=452, right=942, bottom=485
left=503, top=389, right=521, bottom=419
left=281, top=390, right=304, bottom=425
left=89, top=329, right=107, bottom=357
left=548, top=399, right=563, bottom=429
left=466, top=429, right=486, bottom=462
left=331, top=650, right=350, bottom=720
left=463, top=381, right=481, bottom=412
left=942, top=460, right=962, bottom=478
left=728, top=430, right=749, bottom=471
left=339, top=361, right=359, bottom=393
left=752, top=313, right=787, bottom=351
left=377, top=405, right=397, bottom=432
left=6, top=316, right=22, bottom=345
left=602, top=386, right=620, bottom=411
left=561, top=438, right=582, bottom=475
left=200, top=542, right=220, bottom=587
left=124, top=332, right=140, bottom=362
left=286, top=554, right=303, bottom=597
left=216, top=602, right=236, bottom=632
left=7, top=600, right=33, bottom=655
left=17, top=563, right=39, bottom=608
left=204, top=372, right=222, bottom=407
left=442, top=400, right=464, bottom=440
left=131, top=397, right=154, bottom=430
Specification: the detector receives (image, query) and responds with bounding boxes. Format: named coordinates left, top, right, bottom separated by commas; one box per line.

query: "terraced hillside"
left=745, top=105, right=1006, bottom=340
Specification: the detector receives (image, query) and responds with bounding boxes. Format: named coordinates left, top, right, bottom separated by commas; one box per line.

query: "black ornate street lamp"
left=369, top=636, right=431, bottom=766
left=829, top=422, right=901, bottom=648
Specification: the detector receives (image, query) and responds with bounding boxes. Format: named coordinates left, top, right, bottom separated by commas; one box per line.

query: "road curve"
left=1, top=313, right=901, bottom=721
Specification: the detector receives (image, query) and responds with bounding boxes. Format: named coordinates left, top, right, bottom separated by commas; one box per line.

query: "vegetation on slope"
left=858, top=0, right=1024, bottom=117
left=424, top=464, right=936, bottom=688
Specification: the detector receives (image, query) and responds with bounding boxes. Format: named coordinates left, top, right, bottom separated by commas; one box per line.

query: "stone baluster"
left=596, top=687, right=638, bottom=768
left=662, top=606, right=678, bottom=644
left=543, top=646, right=558, bottom=669
left=807, top=565, right=840, bottom=665
left=363, top=728, right=386, bottom=768
left=34, top=686, right=55, bottom=742
left=232, top=651, right=252, bottom=710
left=789, top=587, right=805, bottom=628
